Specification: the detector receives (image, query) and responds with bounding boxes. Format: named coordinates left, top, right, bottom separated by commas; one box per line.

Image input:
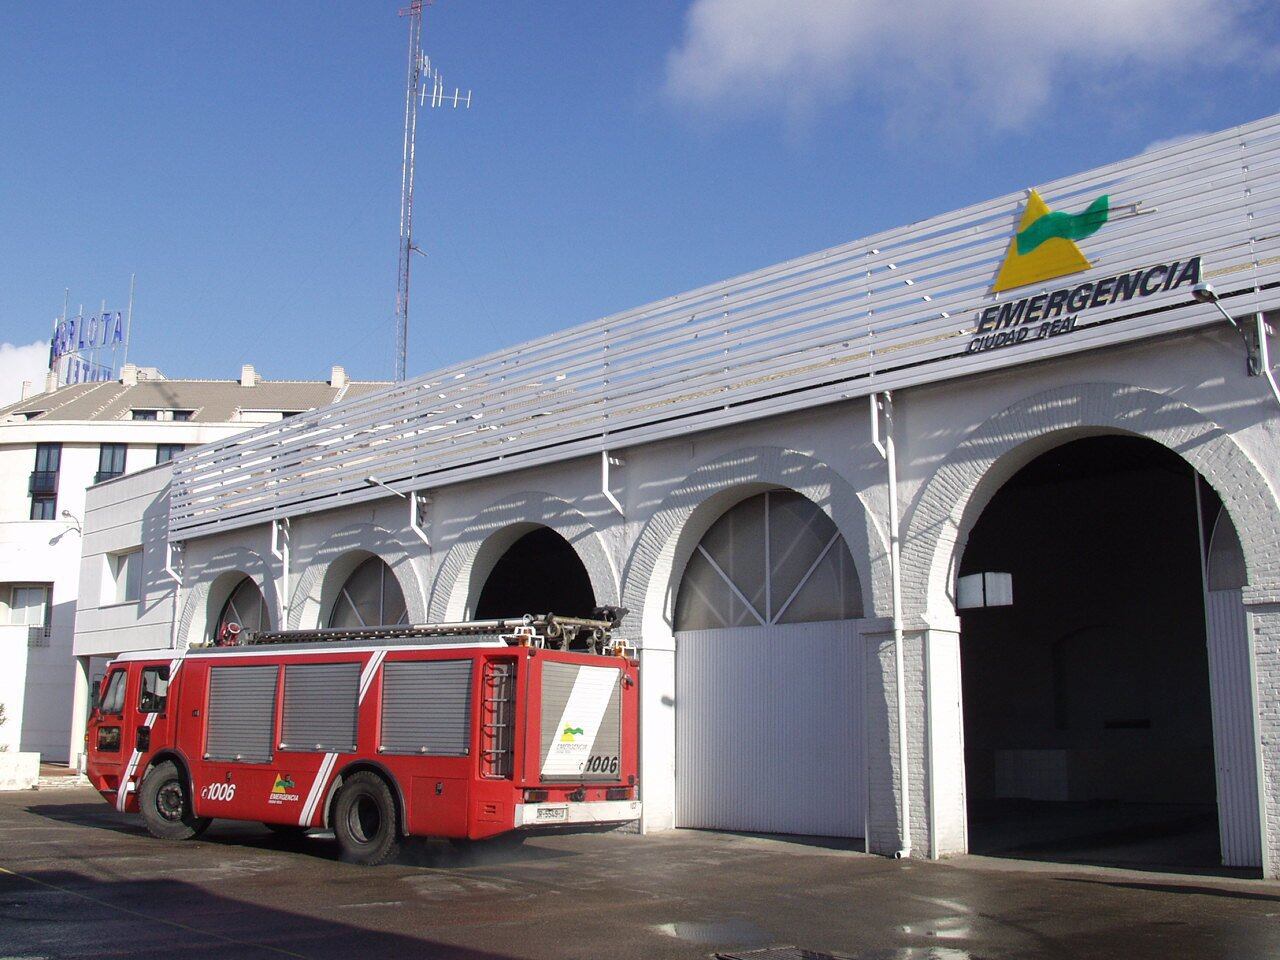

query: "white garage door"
left=675, top=619, right=864, bottom=837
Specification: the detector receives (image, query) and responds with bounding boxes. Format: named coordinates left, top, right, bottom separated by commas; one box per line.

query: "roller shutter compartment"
left=205, top=665, right=279, bottom=763
left=380, top=659, right=473, bottom=756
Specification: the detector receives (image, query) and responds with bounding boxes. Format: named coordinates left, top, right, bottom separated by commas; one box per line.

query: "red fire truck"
left=85, top=613, right=640, bottom=864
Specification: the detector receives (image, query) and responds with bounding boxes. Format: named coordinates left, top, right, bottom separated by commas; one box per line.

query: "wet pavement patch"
left=715, top=949, right=854, bottom=960
left=655, top=919, right=771, bottom=946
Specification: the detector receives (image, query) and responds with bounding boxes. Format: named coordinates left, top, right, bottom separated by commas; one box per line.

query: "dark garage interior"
left=958, top=435, right=1222, bottom=869
left=473, top=526, right=597, bottom=623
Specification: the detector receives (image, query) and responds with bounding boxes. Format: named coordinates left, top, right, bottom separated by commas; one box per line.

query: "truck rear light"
left=523, top=789, right=548, bottom=803
left=606, top=787, right=631, bottom=801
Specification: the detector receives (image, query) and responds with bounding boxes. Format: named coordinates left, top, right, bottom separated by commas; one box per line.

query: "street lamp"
left=1191, top=282, right=1280, bottom=407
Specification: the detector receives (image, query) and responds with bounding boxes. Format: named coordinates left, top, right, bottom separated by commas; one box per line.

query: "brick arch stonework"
left=428, top=491, right=619, bottom=622
left=902, top=382, right=1280, bottom=619
left=175, top=546, right=277, bottom=649
left=621, top=445, right=890, bottom=639
left=287, top=522, right=428, bottom=630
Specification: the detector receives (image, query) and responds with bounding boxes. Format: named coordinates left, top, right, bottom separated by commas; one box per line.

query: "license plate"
left=535, top=805, right=568, bottom=822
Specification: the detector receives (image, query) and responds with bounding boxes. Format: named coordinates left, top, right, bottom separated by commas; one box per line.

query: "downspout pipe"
left=270, top=518, right=290, bottom=630
left=871, top=392, right=912, bottom=858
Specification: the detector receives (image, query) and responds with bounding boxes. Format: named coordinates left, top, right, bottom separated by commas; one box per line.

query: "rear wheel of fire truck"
left=138, top=761, right=211, bottom=841
left=332, top=772, right=401, bottom=865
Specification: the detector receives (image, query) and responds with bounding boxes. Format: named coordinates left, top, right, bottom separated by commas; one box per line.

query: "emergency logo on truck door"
left=540, top=664, right=621, bottom=780
left=268, top=773, right=300, bottom=804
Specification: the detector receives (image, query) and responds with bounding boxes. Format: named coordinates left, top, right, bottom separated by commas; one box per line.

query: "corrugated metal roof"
left=0, top=376, right=390, bottom=423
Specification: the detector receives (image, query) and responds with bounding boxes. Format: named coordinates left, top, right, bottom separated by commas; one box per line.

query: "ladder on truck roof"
left=199, top=608, right=630, bottom=654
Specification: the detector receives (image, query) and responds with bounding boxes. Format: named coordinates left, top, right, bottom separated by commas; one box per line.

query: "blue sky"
left=1, top=0, right=1277, bottom=397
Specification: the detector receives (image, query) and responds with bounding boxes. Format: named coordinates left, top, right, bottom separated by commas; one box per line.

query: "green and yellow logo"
left=993, top=190, right=1110, bottom=293
left=271, top=773, right=296, bottom=795
left=560, top=725, right=584, bottom=743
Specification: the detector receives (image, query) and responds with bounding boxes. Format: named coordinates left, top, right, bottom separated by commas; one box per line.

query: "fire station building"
left=74, top=115, right=1280, bottom=875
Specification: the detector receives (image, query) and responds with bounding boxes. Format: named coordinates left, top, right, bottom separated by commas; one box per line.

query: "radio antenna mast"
left=395, top=0, right=472, bottom=382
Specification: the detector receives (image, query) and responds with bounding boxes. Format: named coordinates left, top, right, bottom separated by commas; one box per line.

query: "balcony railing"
left=94, top=470, right=124, bottom=484
left=28, top=471, right=58, bottom=495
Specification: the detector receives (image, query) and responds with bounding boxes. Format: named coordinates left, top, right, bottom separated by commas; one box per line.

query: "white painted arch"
left=622, top=445, right=889, bottom=643
left=902, top=382, right=1280, bottom=618
left=287, top=522, right=428, bottom=630
left=175, top=546, right=277, bottom=649
left=901, top=381, right=1280, bottom=870
left=429, top=491, right=619, bottom=623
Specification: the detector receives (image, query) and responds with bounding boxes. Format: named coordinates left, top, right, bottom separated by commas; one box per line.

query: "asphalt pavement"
left=1, top=788, right=1278, bottom=960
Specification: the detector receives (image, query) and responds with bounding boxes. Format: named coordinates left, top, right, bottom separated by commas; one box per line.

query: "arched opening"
left=672, top=489, right=866, bottom=838
left=958, top=434, right=1244, bottom=868
left=213, top=576, right=269, bottom=643
left=473, top=526, right=596, bottom=621
left=327, top=556, right=408, bottom=628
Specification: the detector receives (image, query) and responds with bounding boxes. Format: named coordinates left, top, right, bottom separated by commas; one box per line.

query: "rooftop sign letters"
left=48, top=309, right=125, bottom=386
left=51, top=311, right=124, bottom=361
left=967, top=256, right=1202, bottom=355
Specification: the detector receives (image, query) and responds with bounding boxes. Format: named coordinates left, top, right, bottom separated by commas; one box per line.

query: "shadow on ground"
left=964, top=799, right=1256, bottom=878
left=24, top=801, right=577, bottom=868
left=0, top=868, right=524, bottom=960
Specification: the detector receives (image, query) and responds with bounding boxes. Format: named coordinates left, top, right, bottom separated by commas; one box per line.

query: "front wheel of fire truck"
left=332, top=772, right=401, bottom=865
left=138, top=761, right=211, bottom=841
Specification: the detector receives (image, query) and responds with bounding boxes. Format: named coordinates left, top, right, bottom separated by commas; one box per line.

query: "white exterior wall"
left=141, top=323, right=1279, bottom=874
left=0, top=418, right=250, bottom=762
left=76, top=325, right=1280, bottom=874
left=76, top=464, right=179, bottom=658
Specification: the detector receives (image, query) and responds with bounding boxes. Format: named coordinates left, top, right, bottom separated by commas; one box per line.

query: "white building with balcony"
left=0, top=363, right=386, bottom=762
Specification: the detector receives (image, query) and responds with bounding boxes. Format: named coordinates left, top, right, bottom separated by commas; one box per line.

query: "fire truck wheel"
left=139, top=761, right=211, bottom=841
left=333, top=772, right=401, bottom=865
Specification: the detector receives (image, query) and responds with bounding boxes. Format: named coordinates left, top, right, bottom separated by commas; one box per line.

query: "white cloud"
left=0, top=341, right=51, bottom=407
left=666, top=0, right=1260, bottom=128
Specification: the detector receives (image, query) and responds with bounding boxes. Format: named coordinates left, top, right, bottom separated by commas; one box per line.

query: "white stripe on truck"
left=541, top=665, right=618, bottom=779
left=116, top=659, right=182, bottom=813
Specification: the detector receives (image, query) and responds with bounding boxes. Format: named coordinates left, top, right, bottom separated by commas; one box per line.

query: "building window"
left=674, top=490, right=863, bottom=631
left=29, top=443, right=60, bottom=519
left=107, top=549, right=143, bottom=604
left=327, top=557, right=408, bottom=628
left=95, top=443, right=127, bottom=483
left=3, top=584, right=51, bottom=637
left=132, top=409, right=194, bottom=422
left=156, top=443, right=185, bottom=464
left=214, top=576, right=269, bottom=643
left=30, top=497, right=57, bottom=521
left=238, top=410, right=304, bottom=424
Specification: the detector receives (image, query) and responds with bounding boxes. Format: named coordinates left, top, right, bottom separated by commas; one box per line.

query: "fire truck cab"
left=85, top=615, right=640, bottom=864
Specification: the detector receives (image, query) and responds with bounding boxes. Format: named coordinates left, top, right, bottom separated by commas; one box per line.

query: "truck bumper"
left=513, top=799, right=641, bottom=828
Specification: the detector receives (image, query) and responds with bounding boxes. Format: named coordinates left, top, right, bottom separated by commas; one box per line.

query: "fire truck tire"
left=139, top=761, right=211, bottom=841
left=332, top=772, right=401, bottom=865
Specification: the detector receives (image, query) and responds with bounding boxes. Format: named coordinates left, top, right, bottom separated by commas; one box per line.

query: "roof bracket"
left=602, top=450, right=624, bottom=516
left=270, top=518, right=291, bottom=628
left=163, top=539, right=183, bottom=586
left=410, top=490, right=431, bottom=548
